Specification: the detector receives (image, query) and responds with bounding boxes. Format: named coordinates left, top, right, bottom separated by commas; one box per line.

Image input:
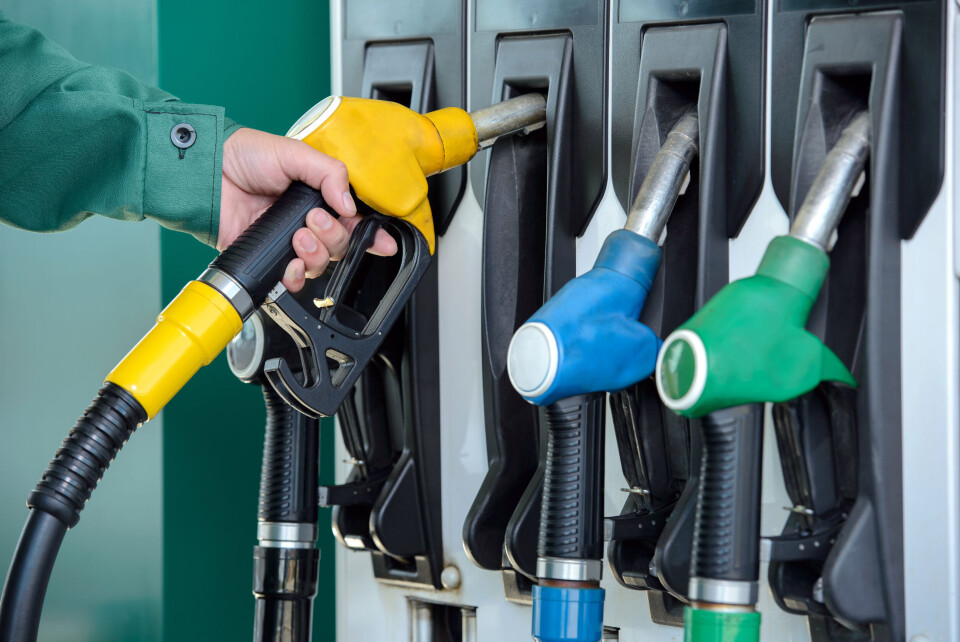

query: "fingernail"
left=300, top=233, right=317, bottom=253
left=342, top=191, right=357, bottom=214
left=315, top=210, right=333, bottom=231
left=285, top=262, right=304, bottom=284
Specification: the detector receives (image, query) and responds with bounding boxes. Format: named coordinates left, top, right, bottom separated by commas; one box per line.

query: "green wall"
left=156, top=1, right=337, bottom=640
left=0, top=1, right=335, bottom=640
left=0, top=1, right=164, bottom=640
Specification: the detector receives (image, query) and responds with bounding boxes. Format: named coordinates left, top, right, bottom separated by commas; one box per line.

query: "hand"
left=219, top=127, right=398, bottom=292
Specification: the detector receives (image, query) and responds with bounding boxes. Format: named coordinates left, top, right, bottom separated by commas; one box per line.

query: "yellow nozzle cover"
left=425, top=107, right=479, bottom=171
left=298, top=97, right=478, bottom=253
left=106, top=281, right=242, bottom=419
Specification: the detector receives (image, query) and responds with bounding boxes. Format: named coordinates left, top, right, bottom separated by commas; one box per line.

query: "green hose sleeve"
left=684, top=607, right=761, bottom=642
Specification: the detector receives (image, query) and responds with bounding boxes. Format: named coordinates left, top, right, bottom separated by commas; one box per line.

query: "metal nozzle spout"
left=789, top=111, right=870, bottom=250
left=469, top=93, right=547, bottom=149
left=624, top=111, right=700, bottom=243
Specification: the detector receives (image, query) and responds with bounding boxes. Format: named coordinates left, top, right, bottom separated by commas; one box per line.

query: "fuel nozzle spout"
left=790, top=111, right=870, bottom=250
left=469, top=93, right=547, bottom=148
left=625, top=110, right=699, bottom=243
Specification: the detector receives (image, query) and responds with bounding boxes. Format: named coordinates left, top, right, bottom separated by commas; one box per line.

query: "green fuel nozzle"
left=655, top=112, right=870, bottom=418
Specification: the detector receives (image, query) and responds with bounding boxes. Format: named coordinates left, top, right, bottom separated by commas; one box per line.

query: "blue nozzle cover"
left=532, top=584, right=605, bottom=642
left=511, top=230, right=663, bottom=406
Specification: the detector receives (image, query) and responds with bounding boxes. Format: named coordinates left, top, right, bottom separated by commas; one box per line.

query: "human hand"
left=219, top=127, right=398, bottom=292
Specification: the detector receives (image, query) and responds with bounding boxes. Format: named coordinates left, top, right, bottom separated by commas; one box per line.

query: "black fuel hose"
left=0, top=383, right=147, bottom=641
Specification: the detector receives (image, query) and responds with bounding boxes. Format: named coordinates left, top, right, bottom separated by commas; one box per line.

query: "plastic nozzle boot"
left=507, top=230, right=662, bottom=406
left=532, top=585, right=605, bottom=642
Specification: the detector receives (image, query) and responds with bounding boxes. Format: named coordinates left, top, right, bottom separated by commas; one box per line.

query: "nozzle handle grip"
left=538, top=393, right=606, bottom=564
left=258, top=384, right=319, bottom=524
left=210, top=181, right=327, bottom=307
left=691, top=404, right=763, bottom=585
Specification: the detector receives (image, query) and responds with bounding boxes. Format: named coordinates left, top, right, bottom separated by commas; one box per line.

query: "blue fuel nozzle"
left=507, top=230, right=662, bottom=406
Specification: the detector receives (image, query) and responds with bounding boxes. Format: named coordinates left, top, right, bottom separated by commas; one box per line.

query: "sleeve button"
left=171, top=123, right=197, bottom=149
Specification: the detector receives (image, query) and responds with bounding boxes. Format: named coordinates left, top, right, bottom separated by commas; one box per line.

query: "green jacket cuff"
left=143, top=102, right=232, bottom=247
left=224, top=116, right=243, bottom=140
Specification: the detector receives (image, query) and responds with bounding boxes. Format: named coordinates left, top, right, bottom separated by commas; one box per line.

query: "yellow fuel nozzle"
left=287, top=94, right=547, bottom=253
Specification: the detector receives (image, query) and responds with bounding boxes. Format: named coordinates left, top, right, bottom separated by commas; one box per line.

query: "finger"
left=306, top=208, right=351, bottom=260
left=369, top=229, right=399, bottom=256
left=293, top=227, right=332, bottom=279
left=282, top=258, right=306, bottom=293
left=341, top=216, right=399, bottom=256
left=275, top=137, right=358, bottom=219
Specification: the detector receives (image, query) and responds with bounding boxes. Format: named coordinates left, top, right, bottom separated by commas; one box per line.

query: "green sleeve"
left=0, top=13, right=243, bottom=247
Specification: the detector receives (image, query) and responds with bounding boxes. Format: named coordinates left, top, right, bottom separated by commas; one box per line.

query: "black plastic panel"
left=470, top=0, right=606, bottom=235
left=463, top=6, right=607, bottom=601
left=769, top=12, right=909, bottom=640
left=771, top=0, right=944, bottom=239
left=618, top=0, right=756, bottom=20
left=606, top=7, right=764, bottom=624
left=342, top=3, right=466, bottom=234
left=326, top=4, right=468, bottom=590
left=612, top=0, right=764, bottom=238
left=476, top=0, right=599, bottom=30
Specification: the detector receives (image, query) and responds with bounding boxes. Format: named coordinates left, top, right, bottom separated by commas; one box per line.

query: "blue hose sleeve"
left=532, top=585, right=605, bottom=642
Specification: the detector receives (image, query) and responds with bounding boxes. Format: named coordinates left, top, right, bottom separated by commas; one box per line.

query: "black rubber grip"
left=27, top=383, right=147, bottom=528
left=258, top=385, right=319, bottom=524
left=690, top=404, right=764, bottom=583
left=253, top=546, right=319, bottom=642
left=537, top=392, right=606, bottom=561
left=210, top=181, right=327, bottom=306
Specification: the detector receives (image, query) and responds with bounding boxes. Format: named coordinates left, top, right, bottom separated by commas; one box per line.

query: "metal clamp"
left=257, top=521, right=317, bottom=549
left=688, top=577, right=759, bottom=607
left=197, top=267, right=255, bottom=320
left=536, top=557, right=603, bottom=583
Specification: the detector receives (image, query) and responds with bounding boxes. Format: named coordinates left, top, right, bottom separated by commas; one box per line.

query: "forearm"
left=0, top=13, right=239, bottom=246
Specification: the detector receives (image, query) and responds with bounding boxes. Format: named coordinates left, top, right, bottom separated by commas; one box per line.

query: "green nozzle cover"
left=659, top=236, right=856, bottom=418
left=684, top=607, right=761, bottom=642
